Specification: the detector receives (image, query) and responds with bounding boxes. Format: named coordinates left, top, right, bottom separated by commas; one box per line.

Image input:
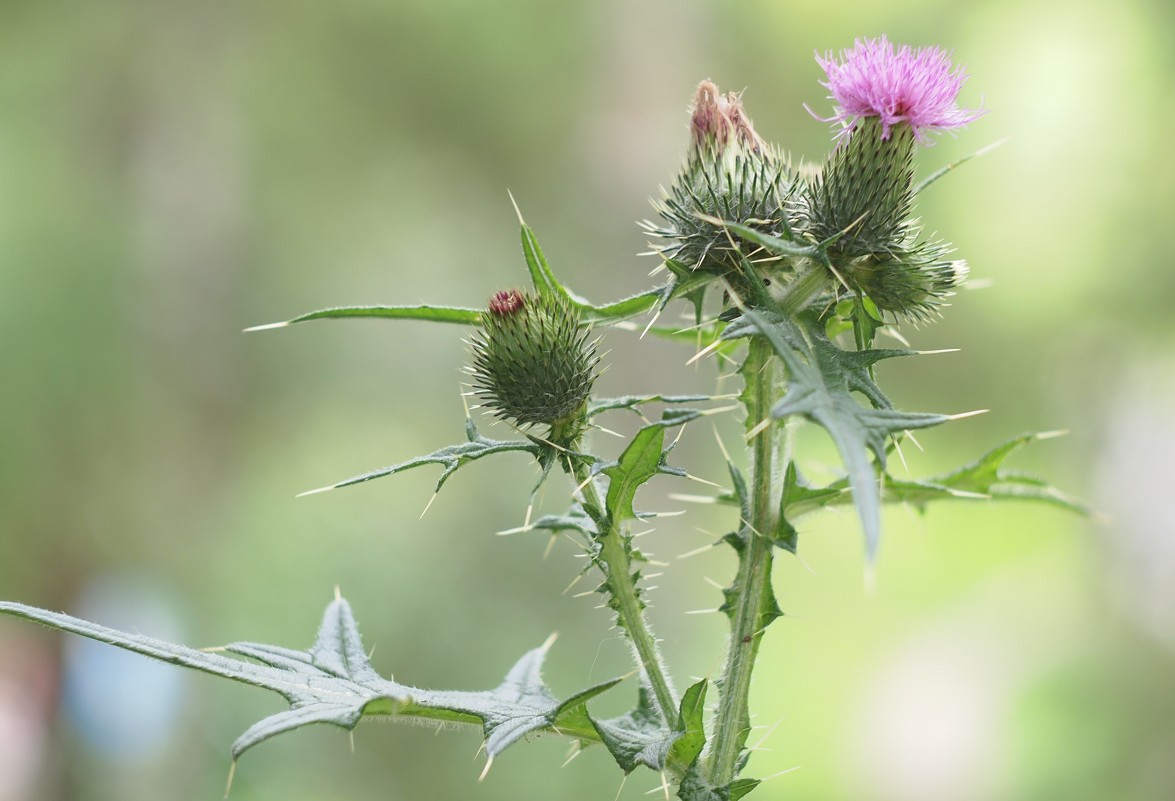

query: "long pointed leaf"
left=0, top=595, right=621, bottom=764
left=246, top=305, right=480, bottom=331
left=300, top=418, right=539, bottom=496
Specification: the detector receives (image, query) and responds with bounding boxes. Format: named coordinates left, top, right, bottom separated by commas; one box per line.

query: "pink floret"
left=816, top=36, right=983, bottom=143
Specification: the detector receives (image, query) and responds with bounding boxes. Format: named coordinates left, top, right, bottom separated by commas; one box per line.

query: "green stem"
left=572, top=461, right=680, bottom=729
left=704, top=335, right=785, bottom=787
left=777, top=262, right=827, bottom=317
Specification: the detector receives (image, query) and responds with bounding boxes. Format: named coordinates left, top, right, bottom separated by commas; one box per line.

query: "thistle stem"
left=704, top=335, right=785, bottom=787
left=778, top=263, right=828, bottom=317
left=572, top=462, right=680, bottom=729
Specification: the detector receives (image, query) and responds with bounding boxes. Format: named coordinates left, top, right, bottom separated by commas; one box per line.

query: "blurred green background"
left=2, top=0, right=1173, bottom=799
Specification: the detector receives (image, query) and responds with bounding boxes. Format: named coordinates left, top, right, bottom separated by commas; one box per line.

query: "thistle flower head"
left=816, top=36, right=982, bottom=143
left=471, top=290, right=598, bottom=446
left=801, top=38, right=981, bottom=322
left=645, top=81, right=793, bottom=290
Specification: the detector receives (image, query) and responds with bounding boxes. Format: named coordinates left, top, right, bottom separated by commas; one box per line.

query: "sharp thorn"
left=242, top=321, right=289, bottom=332
left=667, top=493, right=718, bottom=505
left=677, top=543, right=716, bottom=560
left=223, top=761, right=237, bottom=800
left=684, top=472, right=723, bottom=489
left=746, top=417, right=772, bottom=440
left=507, top=190, right=524, bottom=225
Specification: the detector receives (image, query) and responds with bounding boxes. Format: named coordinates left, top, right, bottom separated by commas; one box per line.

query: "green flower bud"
left=644, top=81, right=794, bottom=290
left=470, top=290, right=598, bottom=446
left=805, top=116, right=915, bottom=257
left=803, top=116, right=964, bottom=320
left=844, top=246, right=968, bottom=322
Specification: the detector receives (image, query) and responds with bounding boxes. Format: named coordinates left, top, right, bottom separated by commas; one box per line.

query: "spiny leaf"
left=602, top=422, right=662, bottom=521
left=778, top=461, right=842, bottom=538
left=773, top=506, right=800, bottom=554
left=429, top=634, right=618, bottom=756
left=244, top=304, right=481, bottom=331
left=785, top=432, right=1088, bottom=518
left=678, top=766, right=761, bottom=801
left=599, top=412, right=701, bottom=523
left=877, top=432, right=1089, bottom=514
left=727, top=461, right=752, bottom=527
left=656, top=260, right=716, bottom=320
left=518, top=216, right=664, bottom=323
left=299, top=417, right=539, bottom=496
left=726, top=309, right=949, bottom=560
left=637, top=321, right=729, bottom=350
left=514, top=506, right=598, bottom=538
left=590, top=681, right=707, bottom=777
left=720, top=220, right=820, bottom=259
left=516, top=505, right=662, bottom=541
left=519, top=211, right=740, bottom=326
left=591, top=687, right=669, bottom=774
left=0, top=595, right=621, bottom=764
left=717, top=529, right=783, bottom=631
left=245, top=220, right=714, bottom=338
left=721, top=441, right=802, bottom=553
left=665, top=680, right=708, bottom=774
left=589, top=394, right=716, bottom=419
left=578, top=288, right=665, bottom=323
left=518, top=218, right=561, bottom=298
left=703, top=434, right=1083, bottom=522
left=729, top=778, right=763, bottom=800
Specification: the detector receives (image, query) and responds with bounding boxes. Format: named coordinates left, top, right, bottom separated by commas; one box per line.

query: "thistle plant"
left=1, top=36, right=1085, bottom=800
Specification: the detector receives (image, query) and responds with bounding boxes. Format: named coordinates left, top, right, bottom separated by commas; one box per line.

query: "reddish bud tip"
left=488, top=289, right=525, bottom=317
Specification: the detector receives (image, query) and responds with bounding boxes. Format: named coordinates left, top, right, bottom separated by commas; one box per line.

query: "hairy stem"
left=572, top=462, right=680, bottom=728
left=705, top=335, right=785, bottom=786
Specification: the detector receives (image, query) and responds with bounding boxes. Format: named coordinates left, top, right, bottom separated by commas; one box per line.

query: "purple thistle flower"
left=814, top=36, right=982, bottom=143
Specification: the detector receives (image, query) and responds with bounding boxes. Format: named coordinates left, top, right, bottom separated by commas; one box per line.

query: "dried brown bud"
left=690, top=80, right=733, bottom=149
left=689, top=80, right=765, bottom=154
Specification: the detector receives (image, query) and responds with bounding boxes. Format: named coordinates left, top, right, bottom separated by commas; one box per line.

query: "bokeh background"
left=2, top=1, right=1173, bottom=799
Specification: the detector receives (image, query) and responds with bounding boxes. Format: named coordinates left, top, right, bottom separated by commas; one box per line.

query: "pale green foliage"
left=0, top=594, right=619, bottom=763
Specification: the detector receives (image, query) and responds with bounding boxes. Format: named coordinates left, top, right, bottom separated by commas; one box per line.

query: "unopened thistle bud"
left=470, top=290, right=598, bottom=446
left=803, top=36, right=982, bottom=320
left=807, top=115, right=916, bottom=257
left=645, top=81, right=793, bottom=290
